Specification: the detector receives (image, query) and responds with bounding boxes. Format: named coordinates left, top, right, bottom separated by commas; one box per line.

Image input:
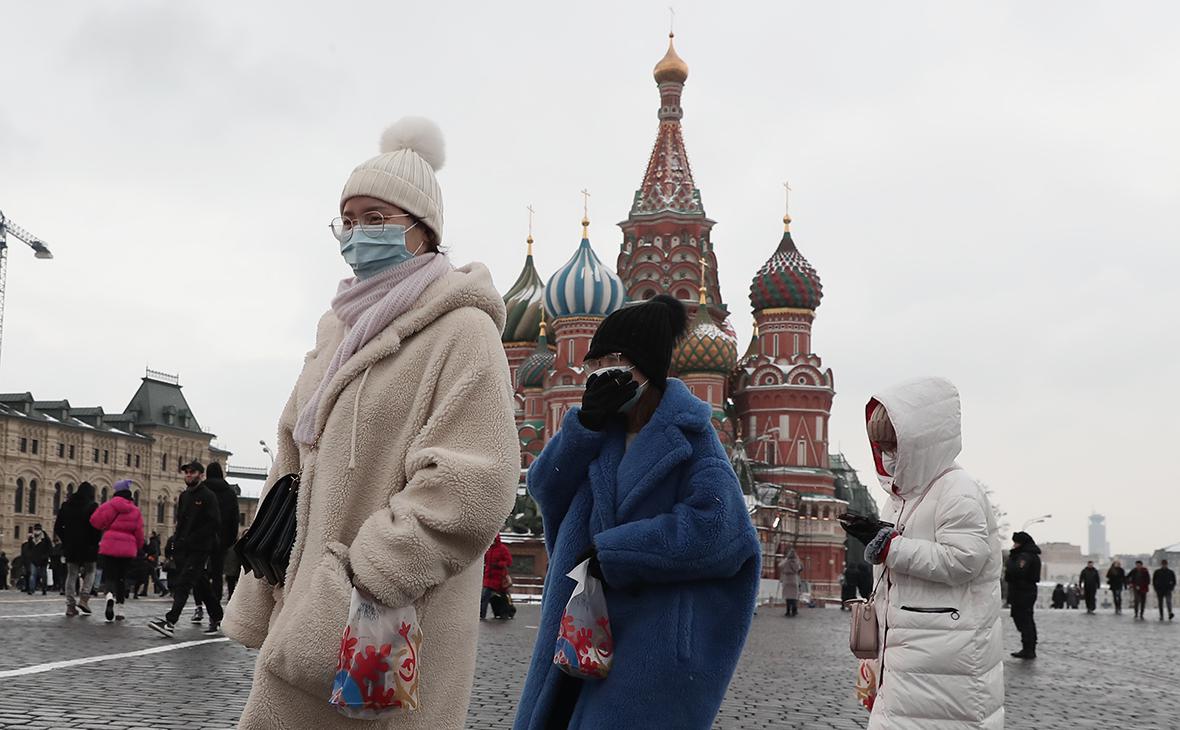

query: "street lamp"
left=1021, top=514, right=1052, bottom=530
left=259, top=439, right=274, bottom=467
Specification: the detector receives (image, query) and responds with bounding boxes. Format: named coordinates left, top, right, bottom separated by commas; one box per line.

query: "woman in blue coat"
left=514, top=295, right=761, bottom=730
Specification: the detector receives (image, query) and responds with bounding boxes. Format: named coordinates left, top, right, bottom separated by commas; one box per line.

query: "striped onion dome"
left=516, top=322, right=555, bottom=389
left=674, top=303, right=739, bottom=374
left=502, top=237, right=545, bottom=343
left=543, top=219, right=626, bottom=320
left=749, top=215, right=823, bottom=312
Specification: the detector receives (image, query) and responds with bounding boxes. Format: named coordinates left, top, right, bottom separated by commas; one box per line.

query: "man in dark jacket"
left=24, top=526, right=52, bottom=595
left=1006, top=531, right=1042, bottom=659
left=149, top=461, right=222, bottom=638
left=1107, top=561, right=1126, bottom=615
left=1079, top=561, right=1101, bottom=613
left=1128, top=561, right=1152, bottom=619
left=1152, top=560, right=1175, bottom=621
left=202, top=462, right=240, bottom=603
left=54, top=482, right=102, bottom=616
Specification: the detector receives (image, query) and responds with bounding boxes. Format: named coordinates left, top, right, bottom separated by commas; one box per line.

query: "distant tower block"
left=1088, top=513, right=1109, bottom=560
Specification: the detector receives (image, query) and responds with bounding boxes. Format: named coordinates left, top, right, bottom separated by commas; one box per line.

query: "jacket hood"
left=205, top=477, right=234, bottom=495
left=646, top=378, right=715, bottom=435
left=867, top=376, right=962, bottom=498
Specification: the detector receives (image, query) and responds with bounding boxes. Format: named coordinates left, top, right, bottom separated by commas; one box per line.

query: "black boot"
left=1011, top=640, right=1036, bottom=659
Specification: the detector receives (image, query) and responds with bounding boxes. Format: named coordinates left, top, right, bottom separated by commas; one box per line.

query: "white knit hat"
left=340, top=116, right=446, bottom=241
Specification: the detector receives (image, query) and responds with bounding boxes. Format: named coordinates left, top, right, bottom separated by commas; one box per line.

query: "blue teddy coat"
left=513, top=379, right=761, bottom=730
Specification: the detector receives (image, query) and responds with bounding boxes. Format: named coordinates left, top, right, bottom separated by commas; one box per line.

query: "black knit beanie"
left=585, top=294, right=688, bottom=391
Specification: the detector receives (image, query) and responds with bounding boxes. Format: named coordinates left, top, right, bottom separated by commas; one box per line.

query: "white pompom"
left=379, top=116, right=446, bottom=171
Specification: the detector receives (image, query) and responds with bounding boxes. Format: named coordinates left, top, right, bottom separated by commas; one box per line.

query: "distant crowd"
left=1047, top=558, right=1175, bottom=620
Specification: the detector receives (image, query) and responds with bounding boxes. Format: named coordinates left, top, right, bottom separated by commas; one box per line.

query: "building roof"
left=543, top=221, right=626, bottom=320
left=750, top=217, right=823, bottom=312
left=123, top=374, right=209, bottom=435
left=673, top=301, right=738, bottom=374
left=502, top=246, right=546, bottom=343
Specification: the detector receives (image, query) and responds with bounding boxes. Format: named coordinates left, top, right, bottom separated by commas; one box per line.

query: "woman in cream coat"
left=223, top=118, right=519, bottom=729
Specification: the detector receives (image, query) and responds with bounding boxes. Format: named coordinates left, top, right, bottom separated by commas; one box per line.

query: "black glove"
left=577, top=370, right=638, bottom=431
left=575, top=545, right=607, bottom=586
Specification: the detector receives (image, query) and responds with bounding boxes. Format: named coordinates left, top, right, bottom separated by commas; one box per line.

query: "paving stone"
left=0, top=591, right=1176, bottom=728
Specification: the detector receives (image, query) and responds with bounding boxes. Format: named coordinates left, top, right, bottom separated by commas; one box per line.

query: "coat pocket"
left=677, top=592, right=694, bottom=662
left=900, top=605, right=961, bottom=620
left=261, top=541, right=353, bottom=695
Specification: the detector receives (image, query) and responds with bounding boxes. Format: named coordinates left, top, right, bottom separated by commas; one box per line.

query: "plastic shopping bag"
left=329, top=587, right=423, bottom=718
left=553, top=558, right=613, bottom=679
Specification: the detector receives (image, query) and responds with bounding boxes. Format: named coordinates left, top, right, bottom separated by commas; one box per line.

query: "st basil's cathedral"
left=498, top=34, right=878, bottom=601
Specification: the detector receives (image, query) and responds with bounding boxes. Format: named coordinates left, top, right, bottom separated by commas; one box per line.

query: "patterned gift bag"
left=854, top=657, right=879, bottom=712
left=553, top=558, right=613, bottom=680
left=330, top=587, right=423, bottom=718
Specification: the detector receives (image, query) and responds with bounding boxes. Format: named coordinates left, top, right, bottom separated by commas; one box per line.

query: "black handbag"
left=234, top=473, right=300, bottom=586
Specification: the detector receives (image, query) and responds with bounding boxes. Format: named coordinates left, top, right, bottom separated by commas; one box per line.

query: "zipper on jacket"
left=900, top=606, right=961, bottom=620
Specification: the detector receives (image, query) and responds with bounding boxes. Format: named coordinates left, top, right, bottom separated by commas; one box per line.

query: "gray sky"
left=2, top=2, right=1177, bottom=554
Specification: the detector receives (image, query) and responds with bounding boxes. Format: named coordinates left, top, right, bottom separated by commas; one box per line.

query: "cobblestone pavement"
left=0, top=592, right=1176, bottom=728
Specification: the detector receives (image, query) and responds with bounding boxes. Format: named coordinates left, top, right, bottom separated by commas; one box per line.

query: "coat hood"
left=867, top=376, right=962, bottom=498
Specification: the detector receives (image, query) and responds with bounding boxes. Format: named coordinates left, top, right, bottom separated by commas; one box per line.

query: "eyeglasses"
left=584, top=353, right=629, bottom=371
left=329, top=212, right=414, bottom=243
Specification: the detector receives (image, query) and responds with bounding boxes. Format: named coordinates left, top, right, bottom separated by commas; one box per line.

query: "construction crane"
left=0, top=210, right=54, bottom=370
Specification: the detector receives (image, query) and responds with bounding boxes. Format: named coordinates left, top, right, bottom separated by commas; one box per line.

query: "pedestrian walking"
left=1128, top=561, right=1151, bottom=619
left=1006, top=531, right=1042, bottom=659
left=131, top=542, right=151, bottom=598
left=0, top=551, right=8, bottom=590
left=203, top=462, right=239, bottom=604
left=89, top=480, right=145, bottom=623
left=1107, top=560, right=1126, bottom=615
left=861, top=377, right=1005, bottom=729
left=144, top=532, right=161, bottom=595
left=222, top=539, right=240, bottom=601
left=148, top=461, right=222, bottom=637
left=481, top=534, right=513, bottom=620
left=11, top=556, right=26, bottom=594
left=1152, top=560, right=1175, bottom=621
left=54, top=481, right=101, bottom=617
left=221, top=117, right=520, bottom=730
left=779, top=548, right=804, bottom=617
left=23, top=525, right=51, bottom=595
left=1079, top=560, right=1101, bottom=613
left=514, top=294, right=761, bottom=730
left=1066, top=584, right=1081, bottom=609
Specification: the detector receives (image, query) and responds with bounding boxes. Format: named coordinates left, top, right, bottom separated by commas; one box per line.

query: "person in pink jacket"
left=90, top=480, right=144, bottom=623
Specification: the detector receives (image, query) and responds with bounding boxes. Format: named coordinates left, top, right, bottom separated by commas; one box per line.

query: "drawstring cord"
left=348, top=366, right=372, bottom=470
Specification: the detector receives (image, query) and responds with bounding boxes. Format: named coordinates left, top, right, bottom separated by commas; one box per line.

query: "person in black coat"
left=1079, top=561, right=1101, bottom=613
left=1152, top=560, right=1176, bottom=621
left=202, top=462, right=240, bottom=603
left=1051, top=583, right=1067, bottom=609
left=1006, top=531, right=1042, bottom=659
left=150, top=460, right=223, bottom=636
left=53, top=482, right=102, bottom=615
left=23, top=527, right=52, bottom=595
left=1106, top=560, right=1126, bottom=615
left=0, top=551, right=8, bottom=590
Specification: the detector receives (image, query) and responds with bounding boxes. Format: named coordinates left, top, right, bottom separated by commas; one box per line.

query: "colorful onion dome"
left=749, top=215, right=823, bottom=312
left=502, top=236, right=545, bottom=343
left=654, top=33, right=689, bottom=85
left=543, top=218, right=626, bottom=320
left=674, top=303, right=739, bottom=374
left=517, top=320, right=555, bottom=389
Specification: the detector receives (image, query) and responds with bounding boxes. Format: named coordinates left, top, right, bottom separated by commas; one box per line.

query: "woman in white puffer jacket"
left=861, top=377, right=1005, bottom=729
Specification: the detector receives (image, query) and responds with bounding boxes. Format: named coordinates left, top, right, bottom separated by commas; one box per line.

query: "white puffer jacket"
left=868, top=377, right=1004, bottom=730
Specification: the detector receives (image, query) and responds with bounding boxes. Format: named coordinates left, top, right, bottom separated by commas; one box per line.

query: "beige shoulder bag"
left=846, top=467, right=959, bottom=659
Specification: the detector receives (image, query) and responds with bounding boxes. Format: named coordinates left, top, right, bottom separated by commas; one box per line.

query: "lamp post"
left=259, top=439, right=274, bottom=468
left=1021, top=514, right=1052, bottom=530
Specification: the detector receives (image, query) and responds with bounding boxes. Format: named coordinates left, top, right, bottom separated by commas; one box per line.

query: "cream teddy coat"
left=223, top=263, right=520, bottom=729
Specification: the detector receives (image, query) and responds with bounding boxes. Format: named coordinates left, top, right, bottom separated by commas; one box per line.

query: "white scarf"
left=293, top=253, right=452, bottom=446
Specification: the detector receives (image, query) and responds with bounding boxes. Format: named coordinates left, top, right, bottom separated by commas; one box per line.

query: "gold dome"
left=653, top=33, right=689, bottom=85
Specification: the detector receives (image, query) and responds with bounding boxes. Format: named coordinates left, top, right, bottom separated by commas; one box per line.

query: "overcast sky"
left=2, top=2, right=1177, bottom=554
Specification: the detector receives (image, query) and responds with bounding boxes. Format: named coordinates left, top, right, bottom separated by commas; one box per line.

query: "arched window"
left=133, top=490, right=140, bottom=506
left=67, top=483, right=75, bottom=498
left=157, top=497, right=165, bottom=524
left=822, top=506, right=830, bottom=520
left=14, top=478, right=24, bottom=513
left=28, top=479, right=37, bottom=514
left=53, top=483, right=63, bottom=514
left=100, top=487, right=108, bottom=503
left=642, top=289, right=657, bottom=300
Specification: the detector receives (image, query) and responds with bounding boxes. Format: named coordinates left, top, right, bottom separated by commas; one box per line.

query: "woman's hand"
left=864, top=528, right=899, bottom=565
left=578, top=371, right=638, bottom=431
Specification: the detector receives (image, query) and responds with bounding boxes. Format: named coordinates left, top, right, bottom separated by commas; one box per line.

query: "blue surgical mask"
left=339, top=223, right=421, bottom=279
left=587, top=366, right=648, bottom=413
